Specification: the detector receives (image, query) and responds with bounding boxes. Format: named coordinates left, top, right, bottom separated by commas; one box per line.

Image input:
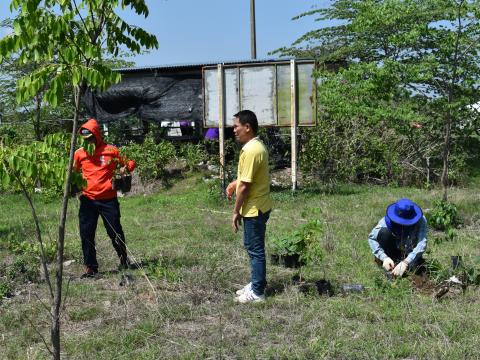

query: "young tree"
left=0, top=1, right=158, bottom=358
left=276, top=0, right=480, bottom=198
left=0, top=19, right=72, bottom=141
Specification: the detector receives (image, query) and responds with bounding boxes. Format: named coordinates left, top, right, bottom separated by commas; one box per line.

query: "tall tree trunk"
left=441, top=112, right=452, bottom=202
left=441, top=1, right=463, bottom=203
left=51, top=83, right=83, bottom=360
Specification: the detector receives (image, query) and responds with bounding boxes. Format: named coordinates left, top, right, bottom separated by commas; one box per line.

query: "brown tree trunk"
left=441, top=1, right=463, bottom=202
left=441, top=113, right=451, bottom=202
left=51, top=83, right=84, bottom=360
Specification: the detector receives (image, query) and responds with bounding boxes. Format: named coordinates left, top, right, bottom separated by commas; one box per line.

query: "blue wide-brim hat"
left=386, top=198, right=422, bottom=226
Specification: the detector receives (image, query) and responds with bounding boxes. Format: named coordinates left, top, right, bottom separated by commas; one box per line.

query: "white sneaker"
left=235, top=282, right=252, bottom=296
left=235, top=289, right=265, bottom=303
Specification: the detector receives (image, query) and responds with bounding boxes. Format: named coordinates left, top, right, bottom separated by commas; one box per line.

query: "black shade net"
left=83, top=73, right=203, bottom=124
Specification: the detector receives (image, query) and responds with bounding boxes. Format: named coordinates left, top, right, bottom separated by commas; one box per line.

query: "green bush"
left=427, top=200, right=462, bottom=231
left=178, top=143, right=208, bottom=171
left=121, top=133, right=176, bottom=183
left=297, top=64, right=476, bottom=186
left=299, top=122, right=405, bottom=184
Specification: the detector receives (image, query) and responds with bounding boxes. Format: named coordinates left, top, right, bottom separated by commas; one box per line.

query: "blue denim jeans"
left=243, top=210, right=270, bottom=296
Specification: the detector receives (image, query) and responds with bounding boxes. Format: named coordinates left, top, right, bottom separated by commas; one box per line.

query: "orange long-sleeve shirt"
left=74, top=119, right=135, bottom=200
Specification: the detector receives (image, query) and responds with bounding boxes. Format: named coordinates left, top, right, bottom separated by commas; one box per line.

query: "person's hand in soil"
left=392, top=260, right=408, bottom=277
left=382, top=257, right=395, bottom=271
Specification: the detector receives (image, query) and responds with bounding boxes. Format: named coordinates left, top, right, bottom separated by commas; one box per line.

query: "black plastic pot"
left=270, top=254, right=304, bottom=268
left=113, top=174, right=132, bottom=193
left=122, top=174, right=132, bottom=192
left=315, top=279, right=334, bottom=296
left=270, top=254, right=280, bottom=265
left=297, top=279, right=334, bottom=297
left=283, top=254, right=302, bottom=268
left=451, top=255, right=462, bottom=270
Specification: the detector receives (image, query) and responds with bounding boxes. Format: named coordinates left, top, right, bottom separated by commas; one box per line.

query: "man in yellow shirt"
left=226, top=110, right=272, bottom=303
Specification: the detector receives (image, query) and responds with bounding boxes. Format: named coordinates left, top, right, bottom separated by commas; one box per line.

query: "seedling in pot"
left=269, top=219, right=323, bottom=268
left=111, top=159, right=132, bottom=193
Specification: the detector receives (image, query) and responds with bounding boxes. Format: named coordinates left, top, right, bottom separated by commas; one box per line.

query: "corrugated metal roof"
left=115, top=57, right=311, bottom=72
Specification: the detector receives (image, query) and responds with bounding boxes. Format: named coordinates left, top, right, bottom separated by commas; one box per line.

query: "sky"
left=0, top=0, right=331, bottom=67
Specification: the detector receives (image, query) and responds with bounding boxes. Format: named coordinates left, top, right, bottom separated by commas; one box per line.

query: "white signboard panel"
left=204, top=70, right=218, bottom=126
left=203, top=60, right=316, bottom=127
left=297, top=63, right=315, bottom=126
left=239, top=66, right=276, bottom=126
left=225, top=68, right=239, bottom=127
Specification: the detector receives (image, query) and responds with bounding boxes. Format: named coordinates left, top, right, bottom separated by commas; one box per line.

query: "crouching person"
left=368, top=198, right=428, bottom=278
left=74, top=119, right=136, bottom=278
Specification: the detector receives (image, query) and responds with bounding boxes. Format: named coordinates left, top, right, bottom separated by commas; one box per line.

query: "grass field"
left=0, top=174, right=479, bottom=359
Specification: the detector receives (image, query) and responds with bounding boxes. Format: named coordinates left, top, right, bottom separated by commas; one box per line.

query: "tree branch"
left=22, top=313, right=54, bottom=356
left=12, top=170, right=54, bottom=299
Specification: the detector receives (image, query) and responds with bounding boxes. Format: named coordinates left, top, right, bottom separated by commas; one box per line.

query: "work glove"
left=382, top=257, right=395, bottom=271
left=392, top=261, right=408, bottom=277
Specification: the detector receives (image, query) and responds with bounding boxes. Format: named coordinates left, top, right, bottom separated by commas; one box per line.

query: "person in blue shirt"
left=368, top=198, right=428, bottom=277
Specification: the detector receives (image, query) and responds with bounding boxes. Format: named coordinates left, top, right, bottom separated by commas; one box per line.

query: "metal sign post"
left=290, top=59, right=298, bottom=191
left=250, top=0, right=257, bottom=59
left=217, top=64, right=226, bottom=194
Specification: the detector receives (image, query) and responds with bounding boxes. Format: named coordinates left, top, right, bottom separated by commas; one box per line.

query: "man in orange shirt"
left=74, top=119, right=136, bottom=278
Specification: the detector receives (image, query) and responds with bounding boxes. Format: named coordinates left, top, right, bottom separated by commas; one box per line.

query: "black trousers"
left=79, top=196, right=127, bottom=270
left=375, top=227, right=424, bottom=270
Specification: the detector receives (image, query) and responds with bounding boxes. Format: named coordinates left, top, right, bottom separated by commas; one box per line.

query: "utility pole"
left=250, top=0, right=256, bottom=59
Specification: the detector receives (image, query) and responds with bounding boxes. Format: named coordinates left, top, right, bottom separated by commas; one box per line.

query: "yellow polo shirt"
left=236, top=138, right=272, bottom=217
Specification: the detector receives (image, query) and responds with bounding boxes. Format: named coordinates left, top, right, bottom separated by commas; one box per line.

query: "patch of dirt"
left=411, top=273, right=467, bottom=300
left=411, top=273, right=436, bottom=294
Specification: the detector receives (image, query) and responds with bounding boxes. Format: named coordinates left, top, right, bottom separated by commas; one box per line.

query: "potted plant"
left=111, top=157, right=132, bottom=193
left=270, top=231, right=306, bottom=268
left=270, top=220, right=323, bottom=268
left=112, top=172, right=132, bottom=193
